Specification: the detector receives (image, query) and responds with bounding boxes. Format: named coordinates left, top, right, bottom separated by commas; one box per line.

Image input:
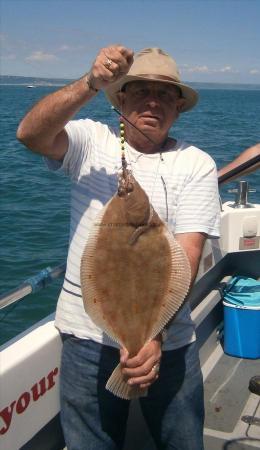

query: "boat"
left=1, top=157, right=260, bottom=450
left=26, top=85, right=36, bottom=89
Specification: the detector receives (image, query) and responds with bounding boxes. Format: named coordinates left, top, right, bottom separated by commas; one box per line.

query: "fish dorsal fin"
left=80, top=197, right=125, bottom=345
left=148, top=229, right=191, bottom=340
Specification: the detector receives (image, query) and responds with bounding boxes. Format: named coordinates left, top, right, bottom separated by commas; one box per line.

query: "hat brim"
left=105, top=75, right=199, bottom=113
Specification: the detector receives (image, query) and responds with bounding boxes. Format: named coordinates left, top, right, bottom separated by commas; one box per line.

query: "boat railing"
left=0, top=263, right=66, bottom=310
left=218, top=153, right=260, bottom=185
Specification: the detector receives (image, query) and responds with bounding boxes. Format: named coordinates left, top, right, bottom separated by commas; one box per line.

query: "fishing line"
left=0, top=301, right=22, bottom=324
left=112, top=106, right=157, bottom=145
left=114, top=103, right=165, bottom=212
left=161, top=176, right=169, bottom=223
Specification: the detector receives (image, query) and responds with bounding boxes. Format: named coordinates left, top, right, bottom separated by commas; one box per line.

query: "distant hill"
left=1, top=75, right=259, bottom=90
left=190, top=81, right=260, bottom=90
left=0, top=75, right=74, bottom=86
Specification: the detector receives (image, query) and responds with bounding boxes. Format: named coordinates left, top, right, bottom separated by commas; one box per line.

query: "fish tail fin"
left=106, top=363, right=148, bottom=400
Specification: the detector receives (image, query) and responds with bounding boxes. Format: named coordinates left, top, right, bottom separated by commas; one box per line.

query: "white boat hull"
left=0, top=317, right=62, bottom=449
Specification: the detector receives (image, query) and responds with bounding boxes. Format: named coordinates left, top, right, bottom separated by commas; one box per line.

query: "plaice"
left=80, top=169, right=191, bottom=399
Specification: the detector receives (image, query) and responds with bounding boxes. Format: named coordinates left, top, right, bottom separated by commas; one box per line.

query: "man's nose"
left=145, top=90, right=160, bottom=106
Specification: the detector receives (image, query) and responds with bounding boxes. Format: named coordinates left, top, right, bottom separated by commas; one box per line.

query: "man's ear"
left=176, top=98, right=186, bottom=113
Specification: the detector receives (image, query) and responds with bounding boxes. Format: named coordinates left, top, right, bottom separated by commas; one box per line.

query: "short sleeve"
left=44, top=119, right=95, bottom=181
left=174, top=153, right=220, bottom=238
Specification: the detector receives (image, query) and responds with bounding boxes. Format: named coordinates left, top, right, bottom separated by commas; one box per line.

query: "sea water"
left=0, top=83, right=259, bottom=344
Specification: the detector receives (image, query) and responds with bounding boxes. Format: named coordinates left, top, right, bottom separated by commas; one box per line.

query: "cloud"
left=249, top=69, right=260, bottom=75
left=180, top=64, right=239, bottom=75
left=214, top=66, right=238, bottom=74
left=26, top=51, right=58, bottom=62
left=219, top=66, right=232, bottom=73
left=59, top=45, right=71, bottom=51
left=187, top=65, right=210, bottom=73
left=57, top=43, right=87, bottom=52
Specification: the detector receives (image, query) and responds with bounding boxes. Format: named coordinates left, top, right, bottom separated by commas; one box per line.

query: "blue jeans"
left=60, top=336, right=204, bottom=450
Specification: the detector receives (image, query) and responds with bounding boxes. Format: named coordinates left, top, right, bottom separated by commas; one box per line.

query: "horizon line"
left=1, top=74, right=260, bottom=87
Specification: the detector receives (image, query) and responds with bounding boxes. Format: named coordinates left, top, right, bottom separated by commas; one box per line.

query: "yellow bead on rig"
left=120, top=120, right=127, bottom=169
left=120, top=121, right=125, bottom=149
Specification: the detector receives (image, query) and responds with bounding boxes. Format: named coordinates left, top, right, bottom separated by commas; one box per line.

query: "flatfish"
left=80, top=169, right=191, bottom=399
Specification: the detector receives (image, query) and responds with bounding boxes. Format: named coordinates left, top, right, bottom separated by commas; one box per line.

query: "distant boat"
left=26, top=85, right=36, bottom=88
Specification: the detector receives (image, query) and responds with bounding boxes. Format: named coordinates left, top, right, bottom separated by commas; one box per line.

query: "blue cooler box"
left=223, top=276, right=260, bottom=359
left=223, top=302, right=260, bottom=359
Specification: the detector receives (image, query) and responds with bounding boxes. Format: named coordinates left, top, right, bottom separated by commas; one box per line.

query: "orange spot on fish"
left=133, top=304, right=140, bottom=314
left=101, top=288, right=109, bottom=296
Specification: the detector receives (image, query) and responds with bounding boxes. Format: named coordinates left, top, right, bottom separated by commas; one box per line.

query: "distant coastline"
left=1, top=75, right=260, bottom=90
left=0, top=75, right=72, bottom=87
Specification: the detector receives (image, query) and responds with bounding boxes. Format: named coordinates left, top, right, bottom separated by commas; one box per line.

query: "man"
left=17, top=45, right=220, bottom=450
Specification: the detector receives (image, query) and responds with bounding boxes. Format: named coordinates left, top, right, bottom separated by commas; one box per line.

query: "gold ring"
left=151, top=363, right=160, bottom=374
left=104, top=57, right=113, bottom=70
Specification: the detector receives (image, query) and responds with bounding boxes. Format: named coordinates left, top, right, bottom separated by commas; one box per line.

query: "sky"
left=1, top=0, right=260, bottom=84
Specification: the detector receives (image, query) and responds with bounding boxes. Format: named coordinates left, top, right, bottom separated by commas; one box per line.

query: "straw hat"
left=105, top=48, right=198, bottom=113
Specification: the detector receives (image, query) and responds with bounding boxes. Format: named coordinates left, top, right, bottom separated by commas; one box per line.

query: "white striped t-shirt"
left=47, top=118, right=220, bottom=351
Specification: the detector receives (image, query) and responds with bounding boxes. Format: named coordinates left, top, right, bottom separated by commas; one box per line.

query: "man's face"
left=119, top=80, right=185, bottom=143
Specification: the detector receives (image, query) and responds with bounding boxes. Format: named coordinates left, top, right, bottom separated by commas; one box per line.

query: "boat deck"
left=204, top=352, right=259, bottom=433
left=204, top=346, right=260, bottom=449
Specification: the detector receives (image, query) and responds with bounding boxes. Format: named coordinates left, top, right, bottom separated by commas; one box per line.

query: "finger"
left=89, top=45, right=133, bottom=90
left=106, top=45, right=134, bottom=62
left=122, top=356, right=160, bottom=378
left=105, top=62, right=123, bottom=80
left=120, top=347, right=129, bottom=365
left=93, top=58, right=122, bottom=84
left=140, top=375, right=160, bottom=389
left=123, top=354, right=144, bottom=368
left=124, top=344, right=161, bottom=369
left=103, top=46, right=133, bottom=73
left=128, top=371, right=159, bottom=387
left=114, top=45, right=134, bottom=59
left=91, top=63, right=117, bottom=84
left=101, top=58, right=127, bottom=78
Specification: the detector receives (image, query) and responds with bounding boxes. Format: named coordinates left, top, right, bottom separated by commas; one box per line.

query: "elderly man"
left=17, top=45, right=220, bottom=450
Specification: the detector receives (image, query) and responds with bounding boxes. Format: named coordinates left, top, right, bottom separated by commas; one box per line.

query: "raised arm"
left=16, top=45, right=134, bottom=160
